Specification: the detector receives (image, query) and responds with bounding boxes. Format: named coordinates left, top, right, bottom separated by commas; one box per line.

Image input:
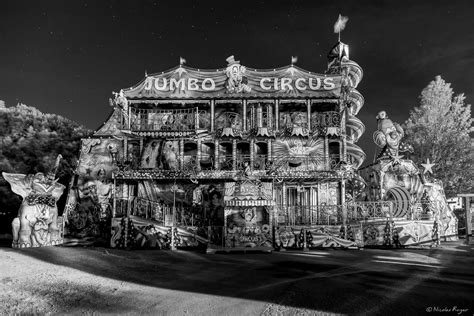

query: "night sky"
left=1, top=0, right=473, bottom=160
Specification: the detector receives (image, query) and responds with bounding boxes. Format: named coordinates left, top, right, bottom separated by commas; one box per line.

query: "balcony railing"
left=123, top=153, right=344, bottom=174
left=270, top=155, right=326, bottom=172
left=276, top=201, right=395, bottom=226
left=130, top=108, right=198, bottom=131
left=311, top=111, right=341, bottom=129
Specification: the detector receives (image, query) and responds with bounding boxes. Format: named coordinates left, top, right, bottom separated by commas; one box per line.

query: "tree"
left=0, top=102, right=92, bottom=233
left=403, top=76, right=474, bottom=198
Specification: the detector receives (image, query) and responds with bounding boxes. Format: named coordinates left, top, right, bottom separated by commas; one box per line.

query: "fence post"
left=303, top=228, right=309, bottom=251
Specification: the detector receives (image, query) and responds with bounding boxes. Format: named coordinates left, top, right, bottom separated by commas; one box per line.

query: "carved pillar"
left=123, top=137, right=128, bottom=161
left=267, top=103, right=272, bottom=130
left=214, top=139, right=219, bottom=170
left=139, top=138, right=144, bottom=157
left=250, top=104, right=255, bottom=130
left=112, top=176, right=117, bottom=218
left=257, top=103, right=263, bottom=128
left=267, top=139, right=272, bottom=161
left=196, top=138, right=202, bottom=171
left=340, top=180, right=347, bottom=238
left=306, top=99, right=311, bottom=132
left=232, top=139, right=237, bottom=171
left=250, top=139, right=255, bottom=171
left=324, top=136, right=329, bottom=170
left=341, top=108, right=347, bottom=161
left=195, top=106, right=199, bottom=129
left=275, top=99, right=279, bottom=131
left=179, top=139, right=184, bottom=169
left=242, top=99, right=247, bottom=131
left=210, top=100, right=215, bottom=132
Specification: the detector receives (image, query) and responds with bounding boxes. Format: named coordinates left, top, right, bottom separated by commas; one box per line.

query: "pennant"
left=291, top=56, right=298, bottom=64
left=334, top=14, right=349, bottom=34
left=180, top=57, right=186, bottom=65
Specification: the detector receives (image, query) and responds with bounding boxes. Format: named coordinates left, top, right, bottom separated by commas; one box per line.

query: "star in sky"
left=421, top=158, right=436, bottom=174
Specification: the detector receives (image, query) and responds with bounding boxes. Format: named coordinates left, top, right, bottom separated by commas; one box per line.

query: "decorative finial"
left=180, top=57, right=186, bottom=65
left=291, top=56, right=298, bottom=65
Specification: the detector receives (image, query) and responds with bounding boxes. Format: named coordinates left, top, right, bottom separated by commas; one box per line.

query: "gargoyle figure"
left=373, top=111, right=413, bottom=158
left=3, top=156, right=65, bottom=248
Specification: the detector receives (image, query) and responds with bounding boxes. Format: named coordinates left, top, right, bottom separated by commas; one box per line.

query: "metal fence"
left=275, top=201, right=395, bottom=226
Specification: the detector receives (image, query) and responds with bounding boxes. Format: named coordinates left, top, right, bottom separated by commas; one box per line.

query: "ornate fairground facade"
left=60, top=41, right=457, bottom=251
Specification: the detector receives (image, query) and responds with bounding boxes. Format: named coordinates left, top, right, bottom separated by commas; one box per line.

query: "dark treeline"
left=0, top=101, right=92, bottom=233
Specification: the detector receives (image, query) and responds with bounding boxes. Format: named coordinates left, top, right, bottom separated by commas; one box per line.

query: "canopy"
left=123, top=64, right=342, bottom=100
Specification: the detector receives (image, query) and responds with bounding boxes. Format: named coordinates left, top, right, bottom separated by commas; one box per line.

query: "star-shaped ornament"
left=421, top=158, right=436, bottom=174
left=391, top=154, right=404, bottom=164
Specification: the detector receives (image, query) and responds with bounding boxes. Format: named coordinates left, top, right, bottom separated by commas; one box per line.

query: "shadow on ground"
left=2, top=239, right=474, bottom=315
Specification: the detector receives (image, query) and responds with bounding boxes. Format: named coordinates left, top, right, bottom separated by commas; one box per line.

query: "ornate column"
left=214, top=139, right=220, bottom=170
left=306, top=99, right=311, bottom=132
left=274, top=99, right=279, bottom=131
left=195, top=106, right=199, bottom=129
left=267, top=103, right=273, bottom=130
left=139, top=138, right=144, bottom=157
left=324, top=136, right=330, bottom=170
left=340, top=180, right=347, bottom=238
left=257, top=103, right=263, bottom=128
left=232, top=139, right=237, bottom=171
left=196, top=138, right=202, bottom=171
left=342, top=108, right=347, bottom=161
left=112, top=176, right=117, bottom=218
left=267, top=139, right=272, bottom=161
left=179, top=139, right=184, bottom=170
left=242, top=99, right=247, bottom=131
left=123, top=137, right=128, bottom=161
left=250, top=139, right=255, bottom=171
left=210, top=100, right=215, bottom=132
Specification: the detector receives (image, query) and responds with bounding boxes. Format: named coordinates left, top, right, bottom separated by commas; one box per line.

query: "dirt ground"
left=1, top=240, right=473, bottom=315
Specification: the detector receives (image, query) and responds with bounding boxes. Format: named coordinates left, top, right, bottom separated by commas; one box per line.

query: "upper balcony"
left=127, top=105, right=343, bottom=139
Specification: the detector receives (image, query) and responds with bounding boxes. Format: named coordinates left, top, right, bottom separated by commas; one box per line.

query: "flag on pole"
left=291, top=56, right=298, bottom=64
left=334, top=14, right=349, bottom=35
left=180, top=57, right=186, bottom=65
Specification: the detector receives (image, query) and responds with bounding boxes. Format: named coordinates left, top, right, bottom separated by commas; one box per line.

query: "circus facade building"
left=64, top=42, right=376, bottom=250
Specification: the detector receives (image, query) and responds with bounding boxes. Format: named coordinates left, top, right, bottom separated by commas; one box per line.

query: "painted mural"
left=362, top=219, right=438, bottom=247
left=110, top=216, right=208, bottom=249
left=274, top=225, right=361, bottom=249
left=64, top=137, right=119, bottom=242
left=225, top=206, right=272, bottom=248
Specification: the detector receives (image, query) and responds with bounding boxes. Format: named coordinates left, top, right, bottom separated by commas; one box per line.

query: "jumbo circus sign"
left=123, top=59, right=342, bottom=99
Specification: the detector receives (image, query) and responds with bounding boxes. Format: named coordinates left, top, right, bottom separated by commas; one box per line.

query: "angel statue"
left=2, top=155, right=65, bottom=248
